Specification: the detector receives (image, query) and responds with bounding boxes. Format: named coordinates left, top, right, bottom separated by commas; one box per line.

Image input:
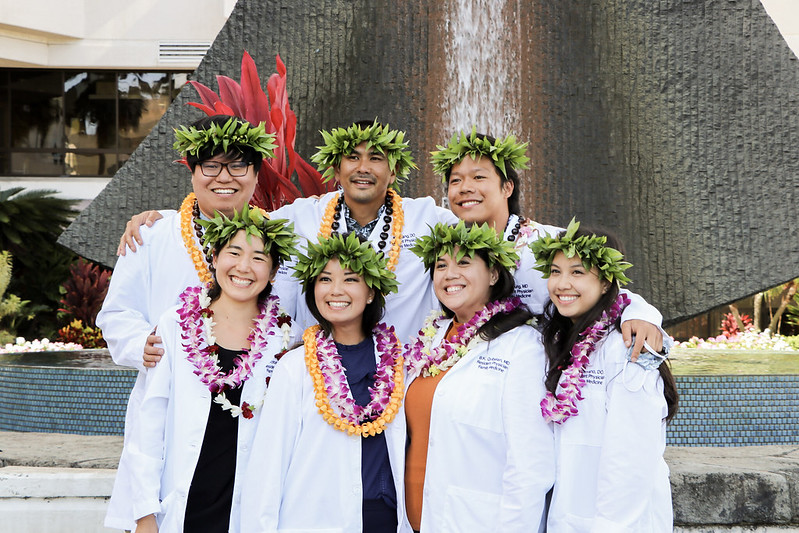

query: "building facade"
left=0, top=0, right=233, bottom=205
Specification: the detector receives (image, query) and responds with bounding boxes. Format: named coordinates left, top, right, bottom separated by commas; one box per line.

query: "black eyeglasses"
left=199, top=161, right=252, bottom=177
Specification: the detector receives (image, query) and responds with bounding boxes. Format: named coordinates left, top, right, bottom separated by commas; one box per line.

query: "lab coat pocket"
left=443, top=485, right=500, bottom=532
left=452, top=381, right=503, bottom=433
left=560, top=385, right=605, bottom=446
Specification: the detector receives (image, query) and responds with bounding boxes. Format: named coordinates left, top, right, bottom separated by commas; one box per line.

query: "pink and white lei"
left=311, top=323, right=402, bottom=425
left=405, top=297, right=523, bottom=379
left=178, top=285, right=292, bottom=418
left=540, top=293, right=630, bottom=424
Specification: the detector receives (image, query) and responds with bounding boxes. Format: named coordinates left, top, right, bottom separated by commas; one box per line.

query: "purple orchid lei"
left=178, top=285, right=289, bottom=418
left=405, top=297, right=523, bottom=379
left=312, top=322, right=402, bottom=425
left=540, top=293, right=631, bottom=424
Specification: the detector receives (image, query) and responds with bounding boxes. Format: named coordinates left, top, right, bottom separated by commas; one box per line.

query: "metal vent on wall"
left=158, top=41, right=211, bottom=63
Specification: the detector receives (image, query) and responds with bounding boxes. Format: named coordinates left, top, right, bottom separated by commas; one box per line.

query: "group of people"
left=98, top=115, right=678, bottom=532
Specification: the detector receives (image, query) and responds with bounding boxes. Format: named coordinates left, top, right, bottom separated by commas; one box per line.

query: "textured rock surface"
left=59, top=0, right=799, bottom=325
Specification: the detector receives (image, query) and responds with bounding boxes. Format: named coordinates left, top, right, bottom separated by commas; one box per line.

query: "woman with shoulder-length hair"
left=129, top=206, right=298, bottom=533
left=403, top=220, right=554, bottom=532
left=530, top=219, right=678, bottom=532
left=241, top=232, right=409, bottom=533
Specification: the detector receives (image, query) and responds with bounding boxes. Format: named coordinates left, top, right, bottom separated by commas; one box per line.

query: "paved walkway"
left=1, top=431, right=798, bottom=531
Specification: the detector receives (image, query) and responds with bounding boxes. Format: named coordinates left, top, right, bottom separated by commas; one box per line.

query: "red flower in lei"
left=540, top=293, right=630, bottom=424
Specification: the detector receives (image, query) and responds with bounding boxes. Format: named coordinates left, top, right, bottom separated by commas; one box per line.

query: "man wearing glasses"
left=97, top=114, right=278, bottom=532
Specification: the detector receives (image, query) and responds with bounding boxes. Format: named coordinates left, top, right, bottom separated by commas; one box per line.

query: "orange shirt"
left=404, top=321, right=460, bottom=531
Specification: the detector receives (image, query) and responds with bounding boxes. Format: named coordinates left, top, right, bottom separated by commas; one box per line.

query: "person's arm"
left=117, top=210, right=171, bottom=256
left=591, top=346, right=669, bottom=532
left=239, top=351, right=303, bottom=533
left=619, top=290, right=665, bottom=356
left=134, top=514, right=158, bottom=533
left=499, top=329, right=555, bottom=532
left=97, top=233, right=161, bottom=372
left=127, top=313, right=174, bottom=524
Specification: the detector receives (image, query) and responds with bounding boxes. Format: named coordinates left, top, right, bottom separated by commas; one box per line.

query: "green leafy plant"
left=57, top=258, right=111, bottom=327
left=187, top=52, right=334, bottom=210
left=57, top=319, right=105, bottom=349
left=0, top=251, right=33, bottom=345
left=0, top=187, right=78, bottom=339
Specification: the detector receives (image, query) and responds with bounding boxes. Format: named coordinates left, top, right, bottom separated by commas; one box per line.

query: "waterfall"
left=442, top=0, right=521, bottom=138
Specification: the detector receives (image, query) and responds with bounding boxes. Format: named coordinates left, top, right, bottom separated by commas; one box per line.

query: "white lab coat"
left=271, top=192, right=457, bottom=343
left=97, top=211, right=294, bottom=530
left=239, top=335, right=411, bottom=533
left=407, top=321, right=555, bottom=533
left=505, top=214, right=664, bottom=326
left=547, top=330, right=672, bottom=532
left=128, top=302, right=290, bottom=533
left=97, top=211, right=203, bottom=530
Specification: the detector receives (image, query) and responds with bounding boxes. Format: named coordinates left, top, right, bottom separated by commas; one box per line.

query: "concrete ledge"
left=0, top=466, right=115, bottom=533
left=667, top=446, right=799, bottom=528
left=0, top=466, right=115, bottom=498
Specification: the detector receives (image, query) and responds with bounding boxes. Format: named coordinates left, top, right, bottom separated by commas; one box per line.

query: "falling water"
left=441, top=0, right=521, bottom=138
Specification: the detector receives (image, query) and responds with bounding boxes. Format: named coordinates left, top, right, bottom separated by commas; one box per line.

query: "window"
left=0, top=69, right=189, bottom=177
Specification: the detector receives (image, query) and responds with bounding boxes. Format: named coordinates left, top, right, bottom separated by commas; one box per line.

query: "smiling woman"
left=403, top=220, right=554, bottom=532
left=125, top=207, right=297, bottom=533
left=531, top=219, right=677, bottom=531
left=241, top=231, right=407, bottom=532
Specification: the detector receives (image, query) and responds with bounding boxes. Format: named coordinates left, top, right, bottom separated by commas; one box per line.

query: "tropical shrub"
left=720, top=311, right=753, bottom=337
left=0, top=187, right=78, bottom=338
left=677, top=330, right=796, bottom=351
left=57, top=319, right=105, bottom=349
left=58, top=258, right=111, bottom=327
left=0, top=251, right=32, bottom=344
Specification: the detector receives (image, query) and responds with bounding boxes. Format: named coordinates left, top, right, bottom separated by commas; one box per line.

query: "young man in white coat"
left=97, top=114, right=278, bottom=531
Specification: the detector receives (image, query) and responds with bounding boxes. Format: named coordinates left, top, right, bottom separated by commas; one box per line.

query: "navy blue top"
left=336, top=337, right=397, bottom=508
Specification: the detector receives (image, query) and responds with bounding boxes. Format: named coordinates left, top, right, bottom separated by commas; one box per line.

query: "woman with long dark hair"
left=403, top=221, right=554, bottom=532
left=531, top=219, right=678, bottom=532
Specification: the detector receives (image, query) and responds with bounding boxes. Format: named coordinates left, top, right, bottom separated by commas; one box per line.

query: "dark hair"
left=184, top=115, right=264, bottom=174
left=432, top=247, right=533, bottom=341
left=444, top=132, right=521, bottom=215
left=540, top=227, right=678, bottom=421
left=304, top=233, right=387, bottom=338
left=207, top=229, right=282, bottom=304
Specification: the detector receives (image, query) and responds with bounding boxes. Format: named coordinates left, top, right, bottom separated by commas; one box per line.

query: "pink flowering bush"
left=676, top=330, right=796, bottom=351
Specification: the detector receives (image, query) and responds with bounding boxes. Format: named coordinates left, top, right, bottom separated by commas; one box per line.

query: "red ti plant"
left=58, top=258, right=111, bottom=327
left=720, top=312, right=753, bottom=338
left=186, top=52, right=334, bottom=211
